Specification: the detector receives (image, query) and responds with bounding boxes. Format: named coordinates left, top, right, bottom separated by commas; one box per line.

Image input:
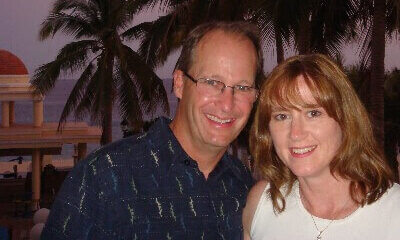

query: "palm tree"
left=131, top=0, right=359, bottom=69
left=356, top=0, right=400, bottom=146
left=370, top=0, right=386, bottom=145
left=246, top=0, right=359, bottom=67
left=248, top=0, right=292, bottom=64
left=384, top=68, right=400, bottom=180
left=123, top=0, right=248, bottom=69
left=123, top=0, right=361, bottom=162
left=31, top=0, right=169, bottom=145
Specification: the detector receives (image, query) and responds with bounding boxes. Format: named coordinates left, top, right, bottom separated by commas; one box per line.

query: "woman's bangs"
left=267, top=74, right=319, bottom=110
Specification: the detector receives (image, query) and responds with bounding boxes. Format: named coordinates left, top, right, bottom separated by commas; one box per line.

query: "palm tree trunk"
left=275, top=26, right=285, bottom=64
left=370, top=0, right=386, bottom=147
left=100, top=53, right=114, bottom=145
left=298, top=12, right=311, bottom=54
left=101, top=94, right=113, bottom=145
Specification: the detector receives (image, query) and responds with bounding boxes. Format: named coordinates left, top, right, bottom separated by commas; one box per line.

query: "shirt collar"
left=147, top=117, right=246, bottom=182
left=210, top=153, right=246, bottom=182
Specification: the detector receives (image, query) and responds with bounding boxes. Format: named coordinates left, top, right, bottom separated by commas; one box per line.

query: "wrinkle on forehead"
left=190, top=30, right=257, bottom=83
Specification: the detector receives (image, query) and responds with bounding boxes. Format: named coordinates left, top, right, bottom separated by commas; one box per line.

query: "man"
left=41, top=21, right=264, bottom=240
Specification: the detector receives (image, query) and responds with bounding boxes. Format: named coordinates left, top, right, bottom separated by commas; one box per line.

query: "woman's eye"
left=273, top=114, right=288, bottom=121
left=307, top=110, right=322, bottom=118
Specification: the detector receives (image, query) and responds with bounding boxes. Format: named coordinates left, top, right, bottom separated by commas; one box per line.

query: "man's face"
left=172, top=30, right=257, bottom=152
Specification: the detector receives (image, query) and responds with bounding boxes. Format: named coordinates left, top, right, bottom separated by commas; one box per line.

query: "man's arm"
left=242, top=180, right=267, bottom=240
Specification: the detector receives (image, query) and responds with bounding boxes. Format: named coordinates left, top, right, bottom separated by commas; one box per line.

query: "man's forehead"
left=197, top=29, right=249, bottom=49
left=189, top=30, right=256, bottom=78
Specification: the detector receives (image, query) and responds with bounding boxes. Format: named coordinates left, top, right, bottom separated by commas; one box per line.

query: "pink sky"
left=1, top=0, right=400, bottom=79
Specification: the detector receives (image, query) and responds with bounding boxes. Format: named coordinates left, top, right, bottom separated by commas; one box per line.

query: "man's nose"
left=219, top=87, right=235, bottom=112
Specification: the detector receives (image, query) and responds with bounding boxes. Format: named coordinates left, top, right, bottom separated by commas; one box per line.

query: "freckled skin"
left=269, top=76, right=343, bottom=181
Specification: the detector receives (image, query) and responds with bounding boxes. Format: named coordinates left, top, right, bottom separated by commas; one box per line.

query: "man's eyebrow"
left=236, top=80, right=253, bottom=86
left=202, top=74, right=253, bottom=85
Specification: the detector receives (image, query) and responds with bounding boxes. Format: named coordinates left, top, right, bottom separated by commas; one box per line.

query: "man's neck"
left=169, top=121, right=227, bottom=179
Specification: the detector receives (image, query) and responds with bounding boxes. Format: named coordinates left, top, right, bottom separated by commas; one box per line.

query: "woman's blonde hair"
left=250, top=54, right=393, bottom=213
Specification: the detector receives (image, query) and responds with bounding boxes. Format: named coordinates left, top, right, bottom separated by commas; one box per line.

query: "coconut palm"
left=252, top=0, right=358, bottom=58
left=356, top=0, right=400, bottom=146
left=123, top=0, right=248, bottom=68
left=384, top=68, right=400, bottom=180
left=247, top=0, right=293, bottom=64
left=124, top=0, right=361, bottom=162
left=130, top=0, right=359, bottom=70
left=370, top=0, right=386, bottom=145
left=31, top=0, right=170, bottom=145
left=347, top=65, right=400, bottom=180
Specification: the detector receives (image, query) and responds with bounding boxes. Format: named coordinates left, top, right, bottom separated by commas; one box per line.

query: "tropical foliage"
left=346, top=65, right=400, bottom=179
left=32, top=0, right=169, bottom=145
left=123, top=0, right=248, bottom=69
left=34, top=0, right=400, bottom=164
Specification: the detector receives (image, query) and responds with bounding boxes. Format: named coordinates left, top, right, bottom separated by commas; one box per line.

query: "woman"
left=243, top=54, right=400, bottom=240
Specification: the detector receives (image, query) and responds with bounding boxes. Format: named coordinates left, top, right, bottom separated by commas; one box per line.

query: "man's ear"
left=173, top=70, right=185, bottom=99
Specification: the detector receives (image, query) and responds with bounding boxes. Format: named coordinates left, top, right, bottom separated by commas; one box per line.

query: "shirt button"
left=184, top=159, right=190, bottom=166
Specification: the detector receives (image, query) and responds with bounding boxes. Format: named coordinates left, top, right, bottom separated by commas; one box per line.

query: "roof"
left=0, top=49, right=28, bottom=75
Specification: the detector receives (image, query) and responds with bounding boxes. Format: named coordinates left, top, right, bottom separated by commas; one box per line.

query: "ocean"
left=0, top=78, right=177, bottom=162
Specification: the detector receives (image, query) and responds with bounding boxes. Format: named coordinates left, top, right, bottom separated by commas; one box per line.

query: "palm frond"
left=134, top=3, right=193, bottom=68
left=39, top=12, right=95, bottom=40
left=249, top=0, right=297, bottom=55
left=31, top=40, right=98, bottom=95
left=118, top=44, right=170, bottom=115
left=121, top=21, right=150, bottom=41
left=53, top=0, right=93, bottom=13
left=357, top=20, right=373, bottom=68
left=134, top=0, right=185, bottom=12
left=386, top=0, right=400, bottom=35
left=58, top=62, right=96, bottom=131
left=115, top=64, right=143, bottom=126
left=116, top=0, right=153, bottom=29
left=74, top=63, right=104, bottom=123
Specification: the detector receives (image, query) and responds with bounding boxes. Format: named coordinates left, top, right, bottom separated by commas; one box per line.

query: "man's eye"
left=307, top=110, right=322, bottom=118
left=203, top=79, right=219, bottom=86
left=235, top=85, right=252, bottom=92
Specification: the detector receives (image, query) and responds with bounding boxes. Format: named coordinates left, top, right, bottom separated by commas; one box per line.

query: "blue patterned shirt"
left=41, top=117, right=253, bottom=240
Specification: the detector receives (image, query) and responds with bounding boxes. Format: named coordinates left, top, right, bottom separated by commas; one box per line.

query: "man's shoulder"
left=226, top=153, right=251, bottom=171
left=67, top=131, right=157, bottom=186
left=84, top=132, right=151, bottom=166
left=225, top=153, right=253, bottom=185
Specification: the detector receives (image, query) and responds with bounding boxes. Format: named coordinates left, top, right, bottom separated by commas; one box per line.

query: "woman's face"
left=268, top=75, right=343, bottom=180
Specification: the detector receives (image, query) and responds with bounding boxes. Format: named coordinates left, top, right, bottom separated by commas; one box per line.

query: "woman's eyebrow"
left=271, top=106, right=287, bottom=111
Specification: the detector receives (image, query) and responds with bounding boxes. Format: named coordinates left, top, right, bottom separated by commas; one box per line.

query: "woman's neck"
left=298, top=176, right=359, bottom=219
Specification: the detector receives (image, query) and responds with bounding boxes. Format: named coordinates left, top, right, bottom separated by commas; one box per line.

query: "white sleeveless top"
left=250, top=182, right=400, bottom=240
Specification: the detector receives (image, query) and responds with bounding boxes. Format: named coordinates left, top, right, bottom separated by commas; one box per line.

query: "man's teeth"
left=206, top=114, right=232, bottom=124
left=292, top=146, right=316, bottom=154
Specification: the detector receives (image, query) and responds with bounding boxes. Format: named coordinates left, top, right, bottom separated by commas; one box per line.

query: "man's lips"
left=206, top=114, right=235, bottom=125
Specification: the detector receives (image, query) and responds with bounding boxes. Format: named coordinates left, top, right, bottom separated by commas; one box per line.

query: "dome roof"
left=0, top=49, right=28, bottom=75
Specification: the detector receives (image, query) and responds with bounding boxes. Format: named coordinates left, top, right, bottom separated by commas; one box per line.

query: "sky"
left=1, top=0, right=400, bottom=80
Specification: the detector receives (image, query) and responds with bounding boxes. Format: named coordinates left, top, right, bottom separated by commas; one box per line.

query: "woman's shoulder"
left=370, top=183, right=400, bottom=214
left=247, top=180, right=269, bottom=203
left=243, top=180, right=269, bottom=238
left=384, top=182, right=400, bottom=200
